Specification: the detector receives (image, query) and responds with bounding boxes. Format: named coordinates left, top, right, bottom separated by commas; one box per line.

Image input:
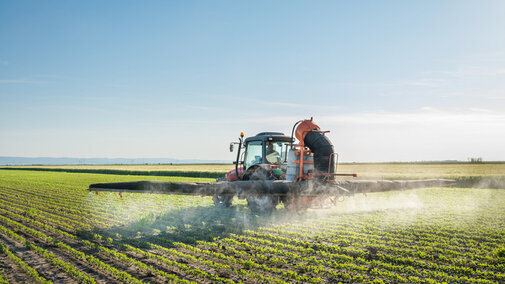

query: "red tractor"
left=215, top=118, right=356, bottom=211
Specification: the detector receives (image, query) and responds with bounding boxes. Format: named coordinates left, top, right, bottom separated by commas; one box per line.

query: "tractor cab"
left=227, top=132, right=292, bottom=181
left=243, top=132, right=292, bottom=169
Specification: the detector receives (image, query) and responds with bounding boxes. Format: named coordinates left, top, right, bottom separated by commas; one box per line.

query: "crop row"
left=0, top=224, right=95, bottom=284
left=0, top=273, right=8, bottom=284
left=0, top=188, right=113, bottom=227
left=2, top=200, right=295, bottom=284
left=0, top=202, right=252, bottom=283
left=1, top=197, right=378, bottom=284
left=250, top=228, right=504, bottom=272
left=0, top=241, right=50, bottom=283
left=219, top=233, right=500, bottom=284
left=3, top=190, right=503, bottom=283
left=0, top=186, right=118, bottom=223
left=0, top=214, right=144, bottom=283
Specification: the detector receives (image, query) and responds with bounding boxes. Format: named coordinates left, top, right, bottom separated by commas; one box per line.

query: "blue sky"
left=1, top=1, right=504, bottom=162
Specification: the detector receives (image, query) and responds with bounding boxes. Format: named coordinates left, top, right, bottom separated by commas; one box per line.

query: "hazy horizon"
left=1, top=156, right=502, bottom=166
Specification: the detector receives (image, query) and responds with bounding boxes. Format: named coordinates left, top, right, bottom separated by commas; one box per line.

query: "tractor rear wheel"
left=243, top=165, right=279, bottom=212
left=213, top=195, right=233, bottom=207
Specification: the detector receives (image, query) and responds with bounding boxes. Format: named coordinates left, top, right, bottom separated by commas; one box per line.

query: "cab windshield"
left=244, top=141, right=263, bottom=169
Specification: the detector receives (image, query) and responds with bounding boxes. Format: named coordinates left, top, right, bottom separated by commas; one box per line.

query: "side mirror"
left=229, top=143, right=234, bottom=152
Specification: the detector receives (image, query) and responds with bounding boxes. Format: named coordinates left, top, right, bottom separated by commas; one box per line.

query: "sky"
left=1, top=1, right=504, bottom=162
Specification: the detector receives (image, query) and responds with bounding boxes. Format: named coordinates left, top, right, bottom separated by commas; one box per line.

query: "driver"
left=265, top=142, right=281, bottom=164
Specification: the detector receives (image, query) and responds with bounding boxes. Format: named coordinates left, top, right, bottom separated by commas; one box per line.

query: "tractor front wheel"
left=213, top=195, right=233, bottom=207
left=246, top=195, right=278, bottom=212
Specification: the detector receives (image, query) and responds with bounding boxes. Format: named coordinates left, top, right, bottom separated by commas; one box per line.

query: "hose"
left=303, top=131, right=335, bottom=176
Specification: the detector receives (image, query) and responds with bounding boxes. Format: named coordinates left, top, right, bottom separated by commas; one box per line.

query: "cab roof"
left=244, top=132, right=293, bottom=143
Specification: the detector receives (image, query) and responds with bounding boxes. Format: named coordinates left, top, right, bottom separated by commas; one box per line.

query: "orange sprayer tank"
left=295, top=119, right=320, bottom=143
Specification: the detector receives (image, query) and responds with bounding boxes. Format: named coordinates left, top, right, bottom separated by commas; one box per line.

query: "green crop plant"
left=0, top=272, right=8, bottom=284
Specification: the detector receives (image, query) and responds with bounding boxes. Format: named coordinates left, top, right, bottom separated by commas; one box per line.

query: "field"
left=0, top=166, right=504, bottom=283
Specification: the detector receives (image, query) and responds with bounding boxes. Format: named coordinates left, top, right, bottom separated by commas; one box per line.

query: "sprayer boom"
left=89, top=179, right=455, bottom=196
left=88, top=118, right=456, bottom=212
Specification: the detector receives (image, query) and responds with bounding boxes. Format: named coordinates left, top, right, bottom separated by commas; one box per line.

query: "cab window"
left=244, top=141, right=263, bottom=169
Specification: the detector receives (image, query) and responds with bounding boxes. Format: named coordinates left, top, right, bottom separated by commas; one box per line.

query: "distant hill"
left=0, top=156, right=230, bottom=166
